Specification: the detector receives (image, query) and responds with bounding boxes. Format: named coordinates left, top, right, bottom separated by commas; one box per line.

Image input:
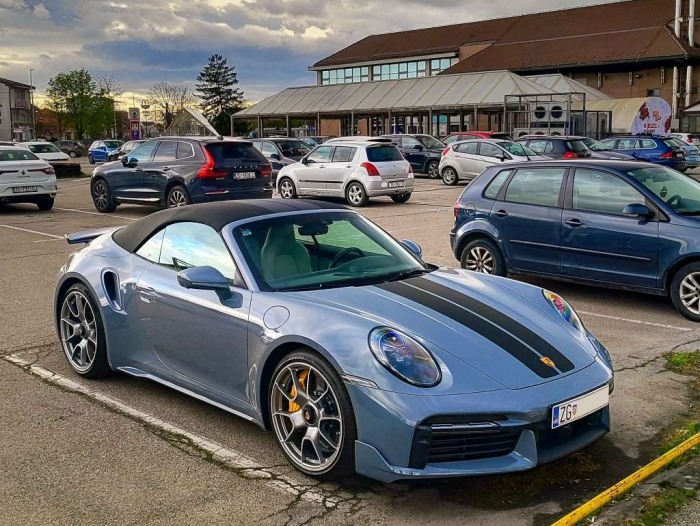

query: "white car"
left=670, top=133, right=699, bottom=145
left=0, top=146, right=57, bottom=210
left=276, top=141, right=413, bottom=206
left=19, top=141, right=72, bottom=162
left=438, top=139, right=548, bottom=185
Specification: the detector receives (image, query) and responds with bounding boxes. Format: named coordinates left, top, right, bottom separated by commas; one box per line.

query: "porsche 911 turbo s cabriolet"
left=55, top=200, right=614, bottom=482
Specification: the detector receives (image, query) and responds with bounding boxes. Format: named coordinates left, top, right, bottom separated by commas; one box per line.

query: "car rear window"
left=0, top=149, right=39, bottom=161
left=206, top=143, right=267, bottom=165
left=663, top=138, right=681, bottom=149
left=366, top=145, right=403, bottom=162
left=566, top=140, right=589, bottom=153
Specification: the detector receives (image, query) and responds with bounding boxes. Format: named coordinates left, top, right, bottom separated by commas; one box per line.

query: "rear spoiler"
left=65, top=226, right=123, bottom=245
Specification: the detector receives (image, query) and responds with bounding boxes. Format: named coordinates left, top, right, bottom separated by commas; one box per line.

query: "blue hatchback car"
left=600, top=136, right=686, bottom=172
left=451, top=160, right=700, bottom=320
left=88, top=139, right=122, bottom=164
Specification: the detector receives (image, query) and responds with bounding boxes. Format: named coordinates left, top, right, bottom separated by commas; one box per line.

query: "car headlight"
left=543, top=290, right=585, bottom=333
left=369, top=327, right=441, bottom=387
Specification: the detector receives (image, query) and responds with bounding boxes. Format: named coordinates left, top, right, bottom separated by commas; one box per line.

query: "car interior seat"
left=260, top=223, right=313, bottom=282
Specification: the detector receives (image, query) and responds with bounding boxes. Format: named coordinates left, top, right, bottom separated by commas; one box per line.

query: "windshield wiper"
left=679, top=211, right=700, bottom=216
left=382, top=268, right=433, bottom=283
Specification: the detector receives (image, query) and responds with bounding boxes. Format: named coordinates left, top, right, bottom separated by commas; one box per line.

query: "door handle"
left=565, top=218, right=583, bottom=227
left=494, top=209, right=508, bottom=218
left=162, top=166, right=171, bottom=171
left=319, top=165, right=326, bottom=168
left=345, top=164, right=352, bottom=168
left=135, top=167, right=143, bottom=172
left=138, top=287, right=157, bottom=303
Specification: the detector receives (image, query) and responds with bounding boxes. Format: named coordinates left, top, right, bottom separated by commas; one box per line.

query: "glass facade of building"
left=319, top=57, right=459, bottom=85
left=430, top=57, right=459, bottom=75
left=321, top=67, right=370, bottom=85
left=372, top=60, right=427, bottom=81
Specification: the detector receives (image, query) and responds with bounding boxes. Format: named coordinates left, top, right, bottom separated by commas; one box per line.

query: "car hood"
left=591, top=150, right=634, bottom=160
left=291, top=270, right=595, bottom=390
left=36, top=152, right=71, bottom=161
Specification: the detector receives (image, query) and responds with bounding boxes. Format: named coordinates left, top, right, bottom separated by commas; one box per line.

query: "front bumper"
left=365, top=178, right=414, bottom=197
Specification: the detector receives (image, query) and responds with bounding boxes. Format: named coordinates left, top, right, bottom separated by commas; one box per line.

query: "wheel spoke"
left=274, top=381, right=294, bottom=402
left=288, top=367, right=308, bottom=404
left=78, top=341, right=87, bottom=367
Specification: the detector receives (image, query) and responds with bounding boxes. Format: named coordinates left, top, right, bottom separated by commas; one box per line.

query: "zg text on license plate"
left=551, top=385, right=609, bottom=429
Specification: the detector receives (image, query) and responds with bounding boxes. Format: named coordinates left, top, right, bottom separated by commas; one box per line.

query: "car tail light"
left=41, top=166, right=55, bottom=175
left=442, top=147, right=451, bottom=156
left=361, top=162, right=381, bottom=176
left=659, top=151, right=675, bottom=159
left=197, top=147, right=227, bottom=178
left=408, top=164, right=413, bottom=174
left=562, top=151, right=579, bottom=159
left=454, top=198, right=463, bottom=218
left=260, top=165, right=272, bottom=178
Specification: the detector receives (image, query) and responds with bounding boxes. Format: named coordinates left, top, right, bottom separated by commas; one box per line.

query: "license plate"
left=551, top=386, right=609, bottom=429
left=234, top=172, right=256, bottom=180
left=388, top=181, right=405, bottom=188
left=12, top=186, right=38, bottom=194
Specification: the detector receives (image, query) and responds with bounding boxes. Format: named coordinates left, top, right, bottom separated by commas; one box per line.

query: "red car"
left=442, top=131, right=511, bottom=145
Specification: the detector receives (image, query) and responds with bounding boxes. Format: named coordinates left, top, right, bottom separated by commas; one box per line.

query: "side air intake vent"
left=102, top=270, right=122, bottom=311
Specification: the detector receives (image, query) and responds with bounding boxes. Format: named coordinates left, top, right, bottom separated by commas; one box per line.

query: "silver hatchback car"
left=439, top=139, right=547, bottom=185
left=276, top=141, right=414, bottom=207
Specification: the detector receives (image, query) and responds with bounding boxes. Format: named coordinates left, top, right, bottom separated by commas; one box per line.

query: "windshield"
left=28, top=143, right=61, bottom=154
left=627, top=166, right=700, bottom=215
left=497, top=141, right=538, bottom=157
left=580, top=137, right=611, bottom=152
left=104, top=140, right=121, bottom=149
left=273, top=140, right=310, bottom=159
left=567, top=140, right=590, bottom=153
left=233, top=212, right=429, bottom=291
left=416, top=135, right=445, bottom=149
left=0, top=149, right=39, bottom=161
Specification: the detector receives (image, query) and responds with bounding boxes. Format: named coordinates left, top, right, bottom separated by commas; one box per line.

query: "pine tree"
left=195, top=54, right=244, bottom=135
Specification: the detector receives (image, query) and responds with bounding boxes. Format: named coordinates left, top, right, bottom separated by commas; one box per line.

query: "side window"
left=98, top=141, right=106, bottom=149
left=176, top=142, right=195, bottom=159
left=455, top=142, right=478, bottom=155
left=617, top=139, right=638, bottom=150
left=640, top=139, right=656, bottom=149
left=401, top=137, right=422, bottom=149
left=262, top=142, right=278, bottom=156
left=89, top=141, right=98, bottom=150
left=159, top=222, right=237, bottom=281
left=504, top=168, right=566, bottom=207
left=307, top=146, right=332, bottom=163
left=601, top=139, right=617, bottom=149
left=136, top=229, right=165, bottom=262
left=483, top=170, right=512, bottom=199
left=527, top=140, right=548, bottom=154
left=128, top=141, right=158, bottom=162
left=152, top=141, right=177, bottom=162
left=573, top=169, right=645, bottom=216
left=479, top=143, right=503, bottom=158
left=332, top=146, right=356, bottom=162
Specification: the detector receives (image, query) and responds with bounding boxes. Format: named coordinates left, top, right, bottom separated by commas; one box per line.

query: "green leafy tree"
left=196, top=54, right=244, bottom=135
left=46, top=69, right=98, bottom=139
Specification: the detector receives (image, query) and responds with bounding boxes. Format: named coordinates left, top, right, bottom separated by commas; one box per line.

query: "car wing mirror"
left=270, top=153, right=281, bottom=161
left=413, top=145, right=424, bottom=151
left=122, top=156, right=138, bottom=167
left=177, top=266, right=232, bottom=300
left=622, top=203, right=652, bottom=218
left=400, top=239, right=423, bottom=259
left=302, top=157, right=311, bottom=164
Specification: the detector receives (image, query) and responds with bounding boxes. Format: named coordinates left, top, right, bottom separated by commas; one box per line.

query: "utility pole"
left=29, top=68, right=36, bottom=139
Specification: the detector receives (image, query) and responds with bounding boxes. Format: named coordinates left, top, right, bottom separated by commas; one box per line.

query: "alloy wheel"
left=443, top=168, right=457, bottom=185
left=93, top=182, right=108, bottom=210
left=168, top=189, right=187, bottom=208
left=59, top=291, right=98, bottom=373
left=271, top=362, right=343, bottom=473
left=347, top=184, right=364, bottom=205
left=465, top=246, right=494, bottom=274
left=679, top=272, right=700, bottom=315
left=279, top=179, right=295, bottom=199
left=427, top=161, right=439, bottom=178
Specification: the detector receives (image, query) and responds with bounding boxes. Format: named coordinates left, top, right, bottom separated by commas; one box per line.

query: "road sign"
left=130, top=120, right=140, bottom=140
left=128, top=107, right=140, bottom=121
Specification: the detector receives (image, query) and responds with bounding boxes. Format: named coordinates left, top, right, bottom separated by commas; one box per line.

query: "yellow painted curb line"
left=552, top=431, right=700, bottom=526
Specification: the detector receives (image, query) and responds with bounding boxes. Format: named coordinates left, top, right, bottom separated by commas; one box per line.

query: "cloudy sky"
left=0, top=0, right=621, bottom=108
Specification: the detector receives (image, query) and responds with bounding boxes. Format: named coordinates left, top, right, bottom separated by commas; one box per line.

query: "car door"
left=297, top=145, right=332, bottom=192
left=399, top=136, right=426, bottom=171
left=144, top=140, right=178, bottom=199
left=475, top=142, right=507, bottom=174
left=325, top=146, right=356, bottom=195
left=616, top=138, right=640, bottom=159
left=491, top=166, right=567, bottom=274
left=452, top=141, right=479, bottom=178
left=110, top=140, right=158, bottom=200
left=135, top=221, right=251, bottom=401
left=561, top=167, right=659, bottom=288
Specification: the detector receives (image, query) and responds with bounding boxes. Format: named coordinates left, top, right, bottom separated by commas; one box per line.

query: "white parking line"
left=3, top=352, right=353, bottom=510
left=578, top=310, right=693, bottom=332
left=0, top=224, right=63, bottom=239
left=55, top=207, right=138, bottom=221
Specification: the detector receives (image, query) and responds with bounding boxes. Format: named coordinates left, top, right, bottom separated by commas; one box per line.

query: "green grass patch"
left=664, top=351, right=700, bottom=376
left=623, top=486, right=696, bottom=526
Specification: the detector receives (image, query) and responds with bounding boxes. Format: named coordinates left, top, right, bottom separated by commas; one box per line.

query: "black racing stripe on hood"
left=375, top=280, right=558, bottom=378
left=408, top=277, right=575, bottom=373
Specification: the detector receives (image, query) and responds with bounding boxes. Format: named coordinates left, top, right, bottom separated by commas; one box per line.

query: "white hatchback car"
left=19, top=141, right=72, bottom=162
left=0, top=146, right=57, bottom=210
left=276, top=141, right=414, bottom=206
left=439, top=139, right=547, bottom=185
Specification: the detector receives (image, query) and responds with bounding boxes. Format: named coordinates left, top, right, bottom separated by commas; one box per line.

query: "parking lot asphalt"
left=1, top=174, right=699, bottom=525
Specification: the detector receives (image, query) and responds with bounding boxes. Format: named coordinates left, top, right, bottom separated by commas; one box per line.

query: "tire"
left=69, top=151, right=77, bottom=158
left=426, top=160, right=440, bottom=179
left=58, top=283, right=112, bottom=379
left=345, top=181, right=368, bottom=207
left=460, top=238, right=506, bottom=276
left=91, top=179, right=116, bottom=213
left=36, top=198, right=54, bottom=211
left=442, top=167, right=459, bottom=186
left=269, top=349, right=357, bottom=481
left=88, top=154, right=95, bottom=164
left=390, top=192, right=411, bottom=203
left=278, top=177, right=298, bottom=199
left=167, top=184, right=191, bottom=208
left=670, top=262, right=700, bottom=321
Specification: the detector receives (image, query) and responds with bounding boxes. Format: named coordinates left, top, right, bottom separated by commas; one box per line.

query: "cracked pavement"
left=1, top=177, right=699, bottom=524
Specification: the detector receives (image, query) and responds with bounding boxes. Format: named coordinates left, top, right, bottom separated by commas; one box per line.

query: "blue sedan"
left=55, top=200, right=613, bottom=482
left=451, top=160, right=700, bottom=320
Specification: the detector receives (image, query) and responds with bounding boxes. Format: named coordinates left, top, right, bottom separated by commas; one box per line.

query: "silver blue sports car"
left=55, top=200, right=614, bottom=482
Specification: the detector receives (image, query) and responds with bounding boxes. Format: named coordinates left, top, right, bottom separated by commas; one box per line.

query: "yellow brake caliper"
left=288, top=369, right=308, bottom=413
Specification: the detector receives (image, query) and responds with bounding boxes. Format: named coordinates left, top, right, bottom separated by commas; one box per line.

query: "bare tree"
left=148, top=82, right=196, bottom=128
left=95, top=73, right=122, bottom=96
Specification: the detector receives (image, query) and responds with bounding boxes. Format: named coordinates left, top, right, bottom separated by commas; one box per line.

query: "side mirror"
left=622, top=203, right=652, bottom=218
left=301, top=157, right=310, bottom=164
left=401, top=239, right=423, bottom=259
left=177, top=266, right=231, bottom=300
left=413, top=145, right=424, bottom=151
left=270, top=153, right=281, bottom=161
left=122, top=156, right=138, bottom=167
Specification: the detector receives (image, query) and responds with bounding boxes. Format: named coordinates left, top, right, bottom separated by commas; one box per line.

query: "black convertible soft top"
left=112, top=199, right=347, bottom=253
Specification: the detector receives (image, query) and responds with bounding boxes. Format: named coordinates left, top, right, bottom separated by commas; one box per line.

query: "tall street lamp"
left=29, top=68, right=36, bottom=139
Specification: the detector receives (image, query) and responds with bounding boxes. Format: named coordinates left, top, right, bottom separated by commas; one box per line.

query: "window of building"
left=321, top=66, right=369, bottom=85
left=430, top=57, right=458, bottom=75
left=372, top=60, right=427, bottom=81
left=647, top=88, right=661, bottom=97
